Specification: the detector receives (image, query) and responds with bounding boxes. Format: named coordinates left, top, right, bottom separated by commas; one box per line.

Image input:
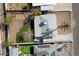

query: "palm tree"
left=58, top=21, right=70, bottom=31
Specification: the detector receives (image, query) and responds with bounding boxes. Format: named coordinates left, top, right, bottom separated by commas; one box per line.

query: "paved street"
left=0, top=3, right=5, bottom=55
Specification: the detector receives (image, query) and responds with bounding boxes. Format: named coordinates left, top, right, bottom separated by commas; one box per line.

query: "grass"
left=20, top=23, right=31, bottom=33
left=19, top=46, right=31, bottom=55
left=17, top=23, right=30, bottom=36
left=16, top=22, right=34, bottom=55
left=16, top=22, right=34, bottom=43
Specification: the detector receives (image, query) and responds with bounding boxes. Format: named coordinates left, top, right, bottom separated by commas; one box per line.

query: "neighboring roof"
left=32, top=3, right=72, bottom=11
left=32, top=3, right=53, bottom=6
left=53, top=3, right=72, bottom=11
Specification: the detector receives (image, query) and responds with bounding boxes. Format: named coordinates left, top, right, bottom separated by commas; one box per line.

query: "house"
left=34, top=3, right=73, bottom=56
left=9, top=46, right=19, bottom=56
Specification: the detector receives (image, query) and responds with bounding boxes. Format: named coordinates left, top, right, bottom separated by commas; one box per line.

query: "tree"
left=59, top=21, right=71, bottom=31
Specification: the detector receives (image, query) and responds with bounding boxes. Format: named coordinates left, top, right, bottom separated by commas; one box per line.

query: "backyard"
left=6, top=12, right=34, bottom=55
left=16, top=22, right=34, bottom=43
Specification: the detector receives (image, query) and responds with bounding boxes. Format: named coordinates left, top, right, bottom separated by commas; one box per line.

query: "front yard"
left=19, top=46, right=32, bottom=55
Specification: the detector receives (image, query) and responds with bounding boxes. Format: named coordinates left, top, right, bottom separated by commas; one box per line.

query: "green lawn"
left=19, top=46, right=31, bottom=55
left=16, top=22, right=34, bottom=55
left=16, top=23, right=30, bottom=37
left=16, top=23, right=34, bottom=43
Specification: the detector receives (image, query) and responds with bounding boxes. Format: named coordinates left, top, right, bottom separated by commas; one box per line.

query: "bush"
left=16, top=35, right=25, bottom=43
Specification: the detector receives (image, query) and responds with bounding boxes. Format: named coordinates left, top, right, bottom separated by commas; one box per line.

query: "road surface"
left=0, top=3, right=4, bottom=55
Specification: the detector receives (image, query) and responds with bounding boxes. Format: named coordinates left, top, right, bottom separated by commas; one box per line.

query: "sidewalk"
left=0, top=31, right=2, bottom=55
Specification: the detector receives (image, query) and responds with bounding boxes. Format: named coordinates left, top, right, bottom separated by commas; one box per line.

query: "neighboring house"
left=34, top=3, right=72, bottom=56
left=5, top=3, right=31, bottom=10
left=34, top=43, right=72, bottom=56
left=34, top=44, right=56, bottom=56
left=32, top=3, right=54, bottom=11
left=9, top=46, right=19, bottom=56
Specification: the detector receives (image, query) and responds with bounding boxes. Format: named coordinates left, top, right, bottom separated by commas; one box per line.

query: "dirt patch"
left=8, top=13, right=31, bottom=43
left=55, top=11, right=72, bottom=35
